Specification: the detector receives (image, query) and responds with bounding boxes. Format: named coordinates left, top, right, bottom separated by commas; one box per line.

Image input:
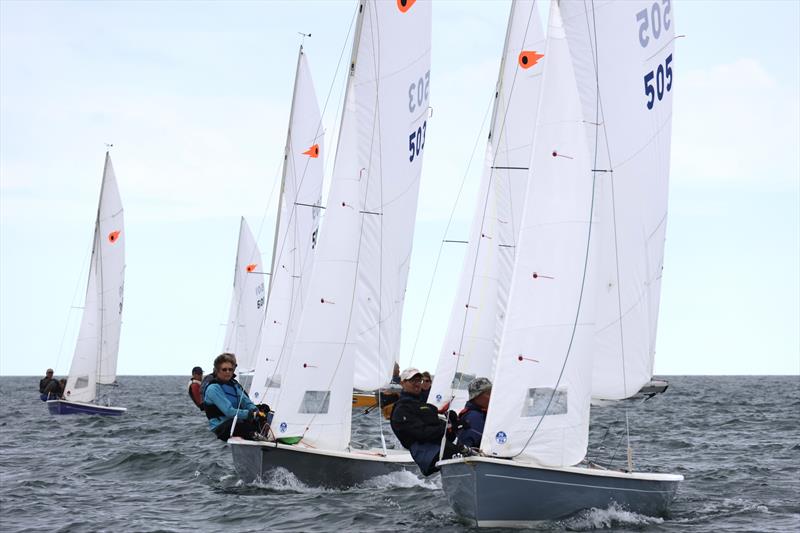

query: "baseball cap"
left=400, top=367, right=422, bottom=381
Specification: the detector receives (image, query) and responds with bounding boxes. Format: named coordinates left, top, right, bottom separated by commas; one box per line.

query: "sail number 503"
left=409, top=121, right=427, bottom=162
left=408, top=70, right=430, bottom=113
left=643, top=54, right=672, bottom=110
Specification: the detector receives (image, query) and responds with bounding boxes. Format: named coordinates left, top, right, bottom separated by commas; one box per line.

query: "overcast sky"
left=1, top=0, right=798, bottom=377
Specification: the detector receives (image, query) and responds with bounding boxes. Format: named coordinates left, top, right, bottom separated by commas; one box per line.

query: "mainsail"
left=248, top=45, right=325, bottom=405
left=222, top=217, right=266, bottom=374
left=271, top=0, right=432, bottom=450
left=428, top=0, right=546, bottom=413
left=64, top=153, right=125, bottom=402
left=560, top=0, right=676, bottom=400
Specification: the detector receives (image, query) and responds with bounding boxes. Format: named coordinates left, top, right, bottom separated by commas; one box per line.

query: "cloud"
left=672, top=58, right=799, bottom=189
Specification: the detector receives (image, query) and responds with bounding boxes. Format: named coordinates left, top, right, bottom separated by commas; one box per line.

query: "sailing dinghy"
left=437, top=0, right=682, bottom=525
left=230, top=0, right=432, bottom=487
left=48, top=152, right=126, bottom=416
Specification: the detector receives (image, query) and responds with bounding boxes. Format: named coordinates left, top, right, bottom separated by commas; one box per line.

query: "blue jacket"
left=203, top=378, right=257, bottom=431
left=456, top=401, right=486, bottom=449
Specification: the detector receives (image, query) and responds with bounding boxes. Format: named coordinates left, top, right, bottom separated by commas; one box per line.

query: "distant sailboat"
left=48, top=152, right=126, bottom=416
left=221, top=217, right=266, bottom=383
left=438, top=0, right=682, bottom=525
left=248, top=44, right=325, bottom=408
left=230, top=0, right=432, bottom=486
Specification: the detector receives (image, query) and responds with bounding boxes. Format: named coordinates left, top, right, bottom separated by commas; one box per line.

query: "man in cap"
left=456, top=377, right=492, bottom=449
left=188, top=366, right=204, bottom=410
left=390, top=367, right=465, bottom=476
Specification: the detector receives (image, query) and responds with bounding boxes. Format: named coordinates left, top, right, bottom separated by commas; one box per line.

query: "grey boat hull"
left=439, top=456, right=683, bottom=527
left=229, top=438, right=416, bottom=488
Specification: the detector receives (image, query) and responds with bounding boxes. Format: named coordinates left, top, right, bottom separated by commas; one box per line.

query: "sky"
left=1, top=0, right=798, bottom=377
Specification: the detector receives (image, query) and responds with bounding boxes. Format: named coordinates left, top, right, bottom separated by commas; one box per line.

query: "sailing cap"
left=400, top=367, right=422, bottom=381
left=468, top=377, right=493, bottom=400
left=192, top=366, right=203, bottom=375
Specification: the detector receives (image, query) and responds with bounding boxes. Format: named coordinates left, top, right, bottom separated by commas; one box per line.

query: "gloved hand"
left=250, top=408, right=266, bottom=420
left=257, top=403, right=271, bottom=414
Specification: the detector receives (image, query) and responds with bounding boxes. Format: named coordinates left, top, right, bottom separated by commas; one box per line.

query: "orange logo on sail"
left=397, top=0, right=416, bottom=13
left=246, top=263, right=257, bottom=273
left=302, top=144, right=320, bottom=158
left=518, top=51, right=544, bottom=69
left=108, top=230, right=121, bottom=243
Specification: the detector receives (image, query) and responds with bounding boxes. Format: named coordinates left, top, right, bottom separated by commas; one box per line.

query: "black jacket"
left=390, top=391, right=446, bottom=449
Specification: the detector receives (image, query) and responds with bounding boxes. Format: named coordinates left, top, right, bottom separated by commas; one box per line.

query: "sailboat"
left=437, top=0, right=682, bottom=525
left=220, top=217, right=266, bottom=385
left=230, top=0, right=432, bottom=487
left=48, top=152, right=127, bottom=416
left=427, top=0, right=547, bottom=415
left=247, top=44, right=325, bottom=408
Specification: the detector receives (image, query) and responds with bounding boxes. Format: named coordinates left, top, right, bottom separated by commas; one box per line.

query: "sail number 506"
left=409, top=121, right=427, bottom=162
left=644, top=54, right=672, bottom=110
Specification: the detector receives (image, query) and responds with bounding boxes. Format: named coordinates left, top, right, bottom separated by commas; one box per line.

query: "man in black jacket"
left=390, top=367, right=463, bottom=475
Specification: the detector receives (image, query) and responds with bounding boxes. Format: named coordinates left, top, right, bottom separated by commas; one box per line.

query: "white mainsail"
left=481, top=1, right=597, bottom=466
left=560, top=0, right=676, bottom=400
left=221, top=217, right=266, bottom=373
left=272, top=0, right=432, bottom=450
left=428, top=0, right=546, bottom=412
left=249, top=46, right=324, bottom=405
left=64, top=153, right=125, bottom=402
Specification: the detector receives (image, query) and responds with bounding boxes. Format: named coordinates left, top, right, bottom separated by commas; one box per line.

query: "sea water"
left=0, top=376, right=797, bottom=532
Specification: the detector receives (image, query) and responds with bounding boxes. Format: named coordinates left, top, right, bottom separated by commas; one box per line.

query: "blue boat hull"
left=46, top=400, right=126, bottom=416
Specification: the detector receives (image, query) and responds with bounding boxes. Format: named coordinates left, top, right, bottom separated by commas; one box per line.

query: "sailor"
left=38, top=369, right=56, bottom=401
left=188, top=366, right=204, bottom=410
left=419, top=371, right=433, bottom=402
left=389, top=367, right=466, bottom=476
left=203, top=353, right=269, bottom=441
left=456, top=377, right=492, bottom=449
left=43, top=378, right=66, bottom=401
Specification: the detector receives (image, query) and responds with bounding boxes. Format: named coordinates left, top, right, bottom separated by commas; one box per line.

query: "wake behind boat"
left=49, top=151, right=127, bottom=416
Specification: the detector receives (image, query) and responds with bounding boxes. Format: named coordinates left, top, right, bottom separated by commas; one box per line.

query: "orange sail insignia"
left=397, top=0, right=416, bottom=13
left=246, top=263, right=258, bottom=273
left=518, top=51, right=544, bottom=69
left=108, top=230, right=121, bottom=243
left=302, top=144, right=320, bottom=158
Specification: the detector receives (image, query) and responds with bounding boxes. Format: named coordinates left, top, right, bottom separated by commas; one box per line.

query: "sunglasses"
left=218, top=367, right=235, bottom=372
left=422, top=379, right=431, bottom=383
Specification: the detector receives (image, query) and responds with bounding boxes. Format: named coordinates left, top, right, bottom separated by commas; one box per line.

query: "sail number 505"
left=409, top=121, right=427, bottom=162
left=644, top=54, right=672, bottom=110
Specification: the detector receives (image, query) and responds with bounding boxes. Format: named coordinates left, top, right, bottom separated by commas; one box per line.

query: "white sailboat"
left=248, top=44, right=325, bottom=408
left=427, top=0, right=546, bottom=414
left=230, top=0, right=432, bottom=487
left=48, top=152, right=127, bottom=416
left=221, top=217, right=266, bottom=380
left=438, top=0, right=682, bottom=525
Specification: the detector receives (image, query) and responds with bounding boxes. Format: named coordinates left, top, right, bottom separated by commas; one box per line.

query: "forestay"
left=222, top=218, right=266, bottom=374
left=428, top=0, right=546, bottom=413
left=481, top=2, right=596, bottom=466
left=250, top=47, right=324, bottom=405
left=64, top=153, right=125, bottom=402
left=272, top=0, right=432, bottom=450
left=560, top=0, right=676, bottom=400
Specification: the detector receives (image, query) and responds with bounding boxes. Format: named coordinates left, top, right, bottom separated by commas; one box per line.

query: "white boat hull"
left=229, top=438, right=416, bottom=488
left=438, top=456, right=682, bottom=527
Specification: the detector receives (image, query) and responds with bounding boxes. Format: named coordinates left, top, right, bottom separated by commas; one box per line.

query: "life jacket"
left=188, top=379, right=204, bottom=411
left=202, top=376, right=244, bottom=421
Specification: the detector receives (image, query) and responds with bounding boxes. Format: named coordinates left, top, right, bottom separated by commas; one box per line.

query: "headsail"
left=481, top=1, right=596, bottom=466
left=428, top=0, right=546, bottom=412
left=221, top=217, right=266, bottom=374
left=272, top=0, right=432, bottom=450
left=249, top=46, right=325, bottom=405
left=65, top=153, right=125, bottom=401
left=560, top=0, right=676, bottom=399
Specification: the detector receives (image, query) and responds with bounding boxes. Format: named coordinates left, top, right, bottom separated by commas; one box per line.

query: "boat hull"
left=46, top=399, right=126, bottom=416
left=439, top=456, right=683, bottom=527
left=229, top=439, right=416, bottom=488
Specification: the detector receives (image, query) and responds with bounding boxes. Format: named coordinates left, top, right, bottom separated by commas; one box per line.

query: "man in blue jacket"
left=456, top=377, right=492, bottom=449
left=203, top=353, right=269, bottom=441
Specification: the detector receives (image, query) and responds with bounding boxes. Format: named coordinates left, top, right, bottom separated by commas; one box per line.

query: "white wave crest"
left=249, top=467, right=333, bottom=494
left=357, top=469, right=441, bottom=491
left=561, top=503, right=664, bottom=530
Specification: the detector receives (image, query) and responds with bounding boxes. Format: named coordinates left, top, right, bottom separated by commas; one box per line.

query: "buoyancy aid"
left=188, top=379, right=204, bottom=410
left=203, top=376, right=245, bottom=421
